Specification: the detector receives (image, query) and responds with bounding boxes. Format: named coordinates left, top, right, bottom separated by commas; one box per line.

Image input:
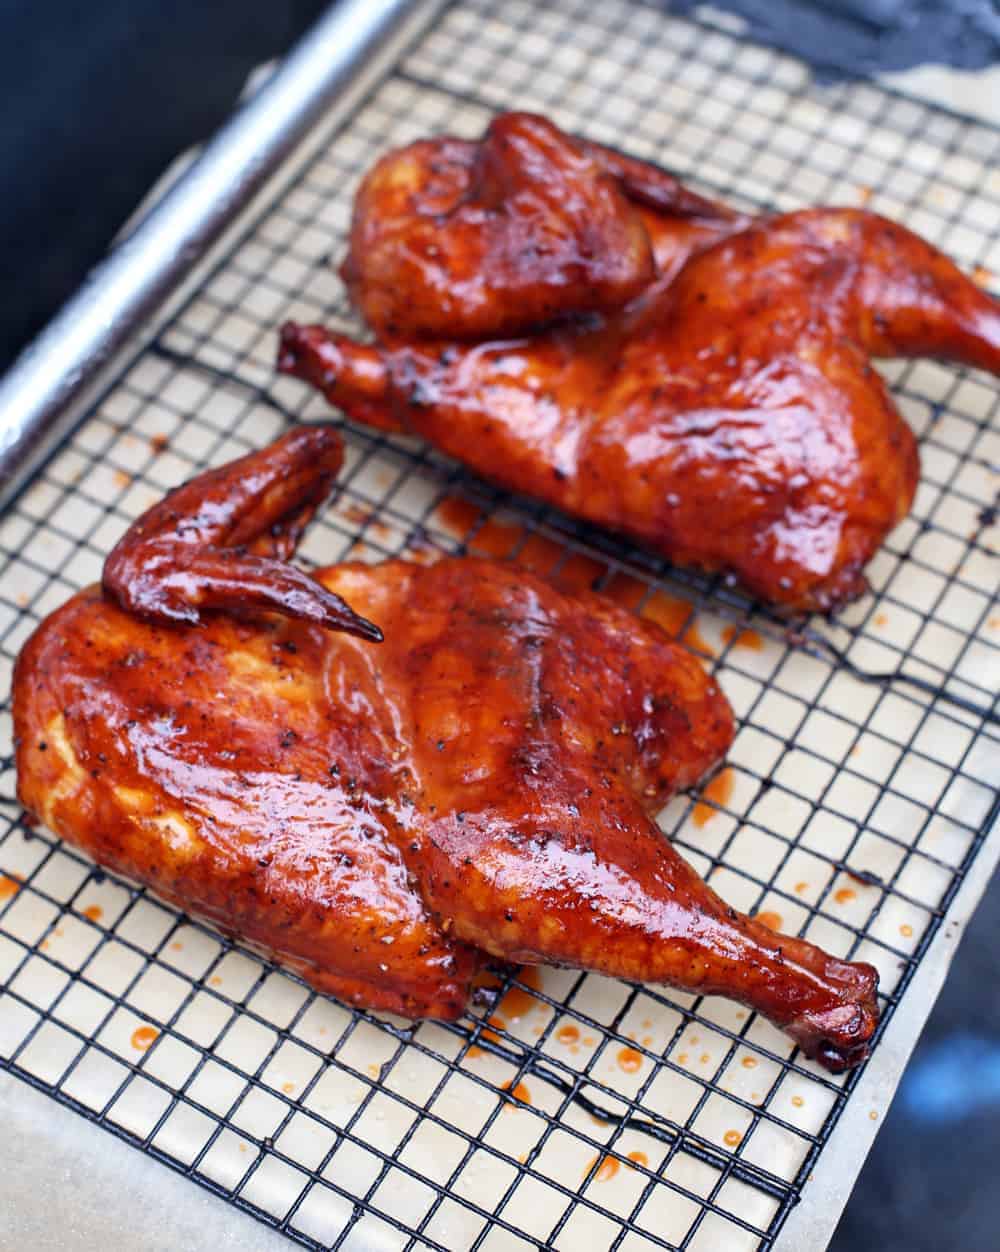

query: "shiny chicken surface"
left=280, top=111, right=1000, bottom=610
left=14, top=430, right=878, bottom=1070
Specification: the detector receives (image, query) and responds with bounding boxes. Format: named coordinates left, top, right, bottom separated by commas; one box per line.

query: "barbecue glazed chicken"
left=280, top=111, right=1000, bottom=611
left=14, top=430, right=879, bottom=1071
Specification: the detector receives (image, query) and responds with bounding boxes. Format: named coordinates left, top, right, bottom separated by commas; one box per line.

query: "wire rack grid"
left=1, top=2, right=998, bottom=1249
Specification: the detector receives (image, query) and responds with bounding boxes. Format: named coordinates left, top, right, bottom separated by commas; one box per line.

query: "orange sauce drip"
left=435, top=497, right=605, bottom=593
left=130, top=1026, right=158, bottom=1052
left=556, top=1024, right=581, bottom=1046
left=281, top=1082, right=295, bottom=1095
left=723, top=1129, right=742, bottom=1147
left=741, top=1056, right=758, bottom=1069
left=721, top=625, right=764, bottom=652
left=693, top=767, right=734, bottom=828
left=791, top=1095, right=805, bottom=1108
left=900, top=923, right=913, bottom=938
left=604, top=574, right=715, bottom=657
left=973, top=265, right=994, bottom=289
left=149, top=432, right=169, bottom=455
left=617, top=1047, right=643, bottom=1074
left=627, top=1151, right=649, bottom=1169
left=678, top=1053, right=689, bottom=1065
left=502, top=1079, right=532, bottom=1106
left=834, top=888, right=856, bottom=905
left=874, top=612, right=888, bottom=627
left=342, top=503, right=373, bottom=527
left=583, top=1035, right=596, bottom=1046
left=435, top=496, right=480, bottom=536
left=113, top=468, right=132, bottom=489
left=586, top=1154, right=619, bottom=1183
left=482, top=1014, right=507, bottom=1044
left=857, top=185, right=873, bottom=205
left=499, top=967, right=543, bottom=1020
left=82, top=904, right=103, bottom=922
left=699, top=1053, right=710, bottom=1065
left=169, top=941, right=184, bottom=952
left=0, top=874, right=22, bottom=900
left=869, top=1110, right=879, bottom=1121
left=755, top=911, right=783, bottom=932
left=794, top=882, right=809, bottom=895
left=209, top=976, right=222, bottom=987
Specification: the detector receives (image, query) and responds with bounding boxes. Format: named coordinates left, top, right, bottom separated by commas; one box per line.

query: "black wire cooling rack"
left=1, top=2, right=998, bottom=1249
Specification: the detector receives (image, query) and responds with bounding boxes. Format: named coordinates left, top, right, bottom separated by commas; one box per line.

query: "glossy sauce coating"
left=15, top=430, right=878, bottom=1069
left=342, top=112, right=735, bottom=340
left=280, top=114, right=1000, bottom=611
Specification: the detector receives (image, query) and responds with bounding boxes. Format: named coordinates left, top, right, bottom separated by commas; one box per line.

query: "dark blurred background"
left=1, top=3, right=997, bottom=1249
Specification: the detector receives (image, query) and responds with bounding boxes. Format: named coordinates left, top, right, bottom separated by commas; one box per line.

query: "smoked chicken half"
left=13, top=429, right=879, bottom=1071
left=279, top=110, right=1000, bottom=611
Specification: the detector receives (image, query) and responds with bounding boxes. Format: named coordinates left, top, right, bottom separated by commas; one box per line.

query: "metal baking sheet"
left=1, top=2, right=997, bottom=1249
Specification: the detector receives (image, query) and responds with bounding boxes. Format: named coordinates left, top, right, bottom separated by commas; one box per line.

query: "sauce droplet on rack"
left=585, top=1154, right=619, bottom=1183
left=834, top=888, right=856, bottom=905
left=755, top=911, right=783, bottom=932
left=501, top=1079, right=532, bottom=1107
left=617, top=1047, right=643, bottom=1074
left=721, top=625, right=764, bottom=652
left=282, top=1082, right=295, bottom=1095
left=794, top=882, right=809, bottom=895
left=434, top=498, right=605, bottom=593
left=723, top=1130, right=742, bottom=1147
left=130, top=1026, right=158, bottom=1052
left=693, top=767, right=734, bottom=827
left=869, top=1110, right=879, bottom=1121
left=500, top=968, right=544, bottom=1020
left=0, top=874, right=22, bottom=900
left=741, top=1056, right=758, bottom=1069
left=482, top=1014, right=507, bottom=1043
left=82, top=904, right=103, bottom=922
left=973, top=265, right=994, bottom=289
left=603, top=575, right=715, bottom=657
left=627, top=1150, right=649, bottom=1169
left=556, top=1023, right=581, bottom=1046
left=900, top=923, right=913, bottom=938
left=791, top=1095, right=805, bottom=1108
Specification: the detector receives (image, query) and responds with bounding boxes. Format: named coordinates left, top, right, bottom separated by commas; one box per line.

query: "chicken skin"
left=280, top=112, right=1000, bottom=611
left=342, top=111, right=737, bottom=340
left=13, top=429, right=879, bottom=1070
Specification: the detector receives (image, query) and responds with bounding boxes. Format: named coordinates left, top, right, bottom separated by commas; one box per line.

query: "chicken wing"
left=14, top=430, right=878, bottom=1069
left=281, top=112, right=1000, bottom=610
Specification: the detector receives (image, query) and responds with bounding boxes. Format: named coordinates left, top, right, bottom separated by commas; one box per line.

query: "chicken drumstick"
left=14, top=429, right=878, bottom=1069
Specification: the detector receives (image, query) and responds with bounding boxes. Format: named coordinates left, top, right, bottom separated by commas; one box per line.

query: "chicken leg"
left=14, top=429, right=878, bottom=1069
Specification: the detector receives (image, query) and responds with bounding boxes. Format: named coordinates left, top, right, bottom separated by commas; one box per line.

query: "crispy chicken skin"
left=281, top=113, right=1000, bottom=611
left=14, top=430, right=878, bottom=1069
left=342, top=112, right=736, bottom=340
